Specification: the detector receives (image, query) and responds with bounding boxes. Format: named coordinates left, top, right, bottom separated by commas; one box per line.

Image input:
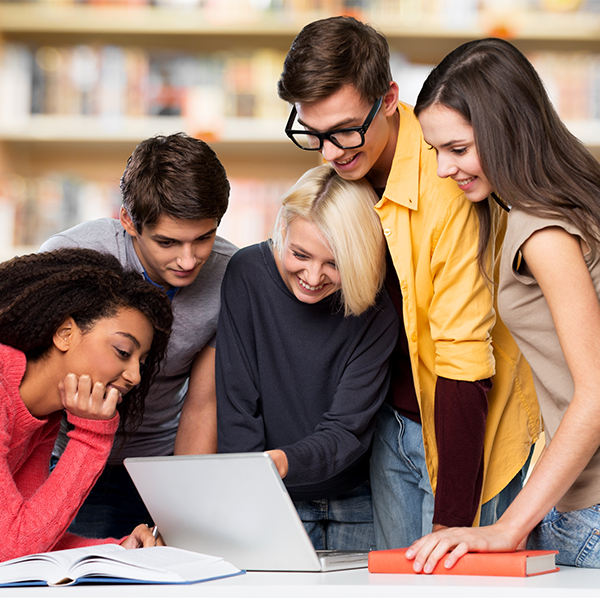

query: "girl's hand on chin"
left=59, top=373, right=119, bottom=420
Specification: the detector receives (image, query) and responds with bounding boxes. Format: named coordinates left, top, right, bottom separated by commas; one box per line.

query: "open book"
left=0, top=544, right=244, bottom=587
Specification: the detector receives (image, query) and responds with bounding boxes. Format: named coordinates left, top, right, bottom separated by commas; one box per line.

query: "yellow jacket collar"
left=378, top=101, right=422, bottom=211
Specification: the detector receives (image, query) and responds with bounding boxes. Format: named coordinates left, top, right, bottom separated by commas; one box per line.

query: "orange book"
left=368, top=548, right=559, bottom=577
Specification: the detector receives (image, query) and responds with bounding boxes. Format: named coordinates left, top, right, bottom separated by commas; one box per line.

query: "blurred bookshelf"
left=0, top=0, right=599, bottom=257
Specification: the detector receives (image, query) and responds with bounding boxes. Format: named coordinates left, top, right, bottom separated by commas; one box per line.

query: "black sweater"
left=216, top=241, right=399, bottom=501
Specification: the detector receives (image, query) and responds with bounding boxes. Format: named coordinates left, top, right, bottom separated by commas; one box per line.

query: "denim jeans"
left=528, top=504, right=600, bottom=567
left=293, top=481, right=375, bottom=551
left=370, top=402, right=529, bottom=550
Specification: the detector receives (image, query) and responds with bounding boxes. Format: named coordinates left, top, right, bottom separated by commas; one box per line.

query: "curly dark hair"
left=0, top=248, right=173, bottom=433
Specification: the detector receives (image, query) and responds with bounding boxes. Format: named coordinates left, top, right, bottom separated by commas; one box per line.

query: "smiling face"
left=275, top=217, right=342, bottom=305
left=65, top=307, right=154, bottom=399
left=293, top=83, right=399, bottom=188
left=120, top=207, right=217, bottom=291
left=418, top=103, right=494, bottom=203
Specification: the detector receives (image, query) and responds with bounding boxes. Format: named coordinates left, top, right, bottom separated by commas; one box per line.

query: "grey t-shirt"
left=40, top=218, right=237, bottom=462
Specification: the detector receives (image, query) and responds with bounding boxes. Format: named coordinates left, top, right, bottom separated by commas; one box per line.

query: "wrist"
left=491, top=513, right=531, bottom=548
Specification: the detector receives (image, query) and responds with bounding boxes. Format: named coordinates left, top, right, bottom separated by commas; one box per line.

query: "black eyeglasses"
left=285, top=97, right=383, bottom=151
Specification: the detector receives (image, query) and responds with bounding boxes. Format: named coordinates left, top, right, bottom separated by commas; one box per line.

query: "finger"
left=120, top=535, right=135, bottom=549
left=76, top=374, right=93, bottom=409
left=420, top=533, right=471, bottom=573
left=91, top=381, right=118, bottom=419
left=140, top=525, right=158, bottom=548
left=120, top=524, right=154, bottom=549
left=61, top=373, right=79, bottom=411
left=90, top=380, right=107, bottom=407
left=413, top=534, right=456, bottom=573
left=442, top=541, right=470, bottom=570
left=405, top=535, right=428, bottom=560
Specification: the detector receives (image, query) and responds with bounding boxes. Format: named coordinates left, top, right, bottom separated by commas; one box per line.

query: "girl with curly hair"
left=0, top=247, right=172, bottom=561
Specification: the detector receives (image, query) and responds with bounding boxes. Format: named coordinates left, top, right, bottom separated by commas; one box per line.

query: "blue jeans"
left=370, top=402, right=528, bottom=549
left=528, top=505, right=600, bottom=567
left=293, top=481, right=375, bottom=551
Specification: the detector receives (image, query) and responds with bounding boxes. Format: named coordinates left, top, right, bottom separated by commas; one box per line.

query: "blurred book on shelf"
left=1, top=173, right=122, bottom=251
left=219, top=177, right=295, bottom=249
left=0, top=171, right=296, bottom=258
left=0, top=42, right=289, bottom=136
left=2, top=40, right=600, bottom=129
left=1, top=0, right=600, bottom=20
left=529, top=51, right=600, bottom=120
left=1, top=0, right=600, bottom=261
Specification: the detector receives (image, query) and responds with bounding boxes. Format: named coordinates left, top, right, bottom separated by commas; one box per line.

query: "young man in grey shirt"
left=40, top=133, right=237, bottom=538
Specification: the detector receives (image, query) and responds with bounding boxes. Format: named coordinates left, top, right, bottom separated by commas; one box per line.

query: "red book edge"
left=368, top=548, right=559, bottom=577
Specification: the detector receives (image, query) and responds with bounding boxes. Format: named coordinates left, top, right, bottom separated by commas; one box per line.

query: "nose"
left=304, top=262, right=325, bottom=286
left=436, top=152, right=458, bottom=179
left=122, top=361, right=142, bottom=388
left=176, top=244, right=197, bottom=271
left=320, top=139, right=346, bottom=162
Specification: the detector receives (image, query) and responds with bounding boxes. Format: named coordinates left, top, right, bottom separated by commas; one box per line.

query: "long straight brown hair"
left=414, top=38, right=600, bottom=271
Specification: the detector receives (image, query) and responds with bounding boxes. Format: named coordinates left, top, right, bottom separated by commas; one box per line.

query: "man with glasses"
left=278, top=16, right=540, bottom=551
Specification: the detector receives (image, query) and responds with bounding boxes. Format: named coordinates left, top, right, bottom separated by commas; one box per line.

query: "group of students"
left=2, top=15, right=600, bottom=571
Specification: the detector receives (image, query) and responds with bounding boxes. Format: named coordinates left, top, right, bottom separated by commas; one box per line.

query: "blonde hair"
left=272, top=164, right=385, bottom=316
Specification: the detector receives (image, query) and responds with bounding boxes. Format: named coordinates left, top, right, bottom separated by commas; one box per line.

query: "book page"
left=68, top=546, right=231, bottom=583
left=0, top=544, right=123, bottom=584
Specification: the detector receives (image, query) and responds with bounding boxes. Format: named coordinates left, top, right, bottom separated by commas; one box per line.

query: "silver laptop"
left=124, top=452, right=369, bottom=572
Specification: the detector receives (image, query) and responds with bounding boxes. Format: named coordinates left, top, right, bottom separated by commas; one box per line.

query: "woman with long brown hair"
left=409, top=37, right=600, bottom=570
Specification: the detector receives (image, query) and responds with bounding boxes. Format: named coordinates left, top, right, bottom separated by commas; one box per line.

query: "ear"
left=120, top=206, right=139, bottom=237
left=383, top=82, right=400, bottom=117
left=53, top=317, right=76, bottom=352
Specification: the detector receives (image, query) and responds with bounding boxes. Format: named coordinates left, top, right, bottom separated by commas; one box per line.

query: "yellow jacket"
left=374, top=103, right=541, bottom=511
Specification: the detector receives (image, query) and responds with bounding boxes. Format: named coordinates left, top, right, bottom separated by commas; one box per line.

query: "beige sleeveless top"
left=499, top=208, right=600, bottom=512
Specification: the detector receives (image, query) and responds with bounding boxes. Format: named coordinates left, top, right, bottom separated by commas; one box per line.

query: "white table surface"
left=0, top=565, right=599, bottom=599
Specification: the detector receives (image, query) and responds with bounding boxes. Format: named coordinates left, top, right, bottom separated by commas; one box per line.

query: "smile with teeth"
left=335, top=154, right=357, bottom=165
left=298, top=276, right=328, bottom=292
left=456, top=176, right=475, bottom=186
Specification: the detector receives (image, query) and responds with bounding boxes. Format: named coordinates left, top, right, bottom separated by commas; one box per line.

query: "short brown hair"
left=121, top=133, right=230, bottom=232
left=278, top=16, right=392, bottom=104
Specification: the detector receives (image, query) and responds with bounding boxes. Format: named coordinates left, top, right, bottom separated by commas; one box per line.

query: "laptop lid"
left=125, top=452, right=348, bottom=571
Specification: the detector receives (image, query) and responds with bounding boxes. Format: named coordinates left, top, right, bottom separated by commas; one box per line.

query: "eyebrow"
left=290, top=242, right=335, bottom=262
left=151, top=227, right=218, bottom=243
left=297, top=115, right=359, bottom=132
left=290, top=242, right=312, bottom=256
left=115, top=332, right=141, bottom=348
left=440, top=138, right=469, bottom=148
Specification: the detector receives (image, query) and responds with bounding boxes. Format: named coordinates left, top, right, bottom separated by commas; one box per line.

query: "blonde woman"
left=216, top=164, right=399, bottom=551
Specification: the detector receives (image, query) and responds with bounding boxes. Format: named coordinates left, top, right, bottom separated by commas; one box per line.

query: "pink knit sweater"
left=0, top=344, right=122, bottom=562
